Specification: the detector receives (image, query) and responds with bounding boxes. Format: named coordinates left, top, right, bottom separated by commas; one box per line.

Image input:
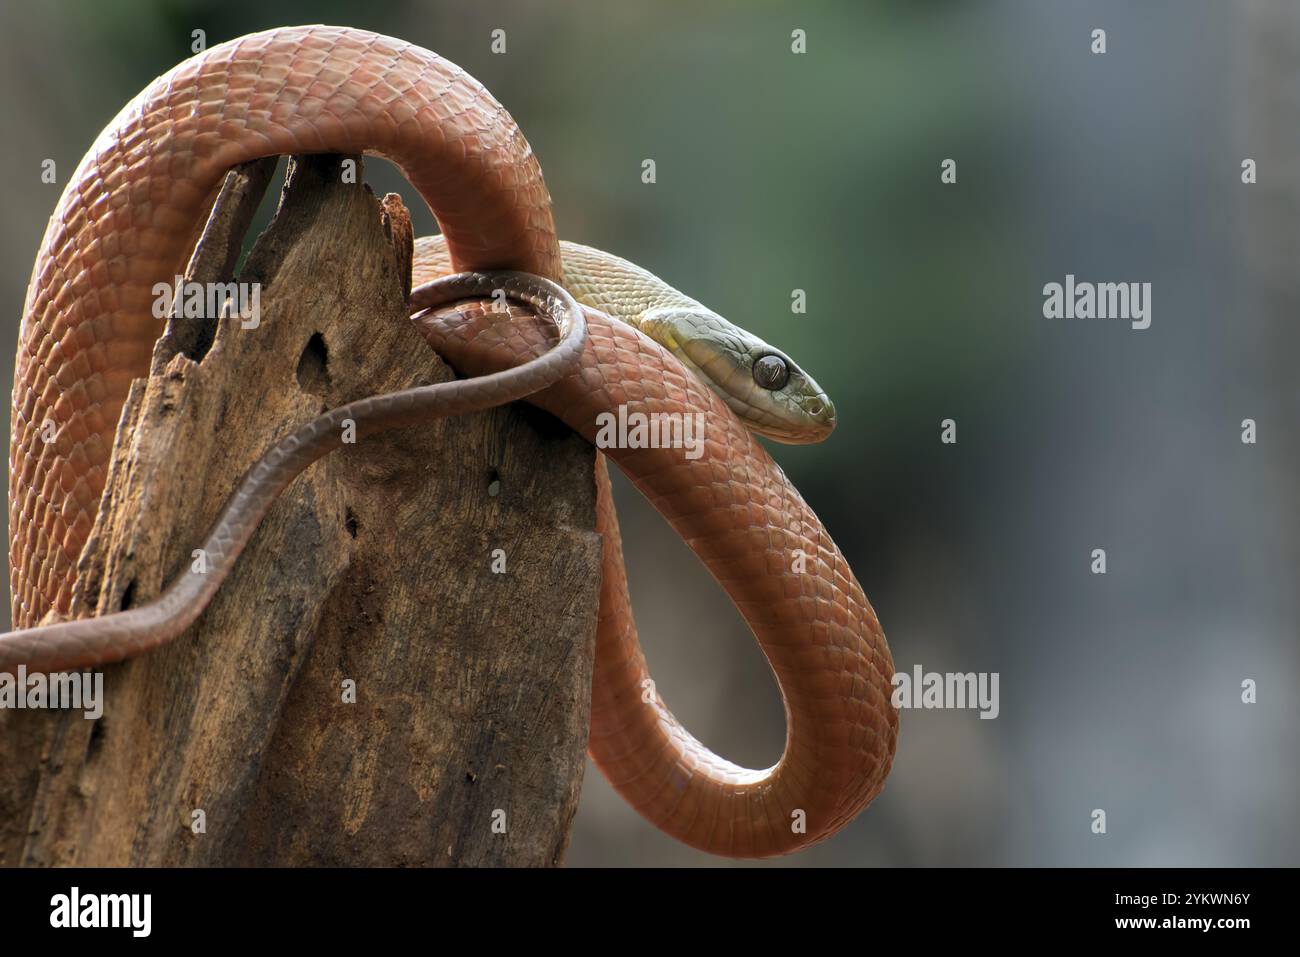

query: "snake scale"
left=2, top=25, right=896, bottom=858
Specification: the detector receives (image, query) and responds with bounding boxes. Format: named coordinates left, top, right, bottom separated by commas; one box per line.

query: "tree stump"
left=0, top=154, right=600, bottom=867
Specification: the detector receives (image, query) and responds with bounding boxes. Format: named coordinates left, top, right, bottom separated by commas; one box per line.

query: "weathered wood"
left=0, top=154, right=599, bottom=867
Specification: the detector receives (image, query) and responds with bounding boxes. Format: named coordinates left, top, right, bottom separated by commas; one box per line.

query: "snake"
left=2, top=25, right=896, bottom=858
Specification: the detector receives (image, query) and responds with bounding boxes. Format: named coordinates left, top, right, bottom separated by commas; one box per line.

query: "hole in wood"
left=295, top=331, right=330, bottom=396
left=119, top=579, right=137, bottom=612
left=86, top=717, right=107, bottom=762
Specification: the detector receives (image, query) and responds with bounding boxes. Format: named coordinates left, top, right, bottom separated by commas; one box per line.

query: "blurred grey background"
left=1, top=1, right=1295, bottom=866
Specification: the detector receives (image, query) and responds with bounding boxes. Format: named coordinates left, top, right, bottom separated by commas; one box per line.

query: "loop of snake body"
left=4, top=25, right=896, bottom=857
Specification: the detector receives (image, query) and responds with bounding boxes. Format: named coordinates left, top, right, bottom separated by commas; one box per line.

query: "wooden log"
left=0, top=154, right=600, bottom=867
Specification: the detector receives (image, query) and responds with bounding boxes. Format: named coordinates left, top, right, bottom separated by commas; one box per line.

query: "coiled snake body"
left=3, top=26, right=896, bottom=857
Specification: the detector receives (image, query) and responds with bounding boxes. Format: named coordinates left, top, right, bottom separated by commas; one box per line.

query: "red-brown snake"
left=3, top=25, right=897, bottom=857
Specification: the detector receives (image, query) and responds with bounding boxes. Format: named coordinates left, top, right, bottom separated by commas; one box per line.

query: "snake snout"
left=807, top=394, right=837, bottom=432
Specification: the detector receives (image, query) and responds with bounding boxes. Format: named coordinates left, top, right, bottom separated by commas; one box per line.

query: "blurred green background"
left=1, top=0, right=1295, bottom=866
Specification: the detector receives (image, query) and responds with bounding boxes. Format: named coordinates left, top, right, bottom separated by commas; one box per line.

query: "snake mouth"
left=750, top=398, right=836, bottom=444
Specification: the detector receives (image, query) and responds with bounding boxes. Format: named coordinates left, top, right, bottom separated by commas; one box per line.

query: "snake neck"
left=556, top=240, right=710, bottom=327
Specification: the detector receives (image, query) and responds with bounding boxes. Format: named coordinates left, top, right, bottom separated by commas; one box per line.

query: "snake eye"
left=752, top=354, right=790, bottom=391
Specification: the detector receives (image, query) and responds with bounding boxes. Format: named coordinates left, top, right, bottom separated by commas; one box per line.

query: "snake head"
left=641, top=308, right=837, bottom=444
